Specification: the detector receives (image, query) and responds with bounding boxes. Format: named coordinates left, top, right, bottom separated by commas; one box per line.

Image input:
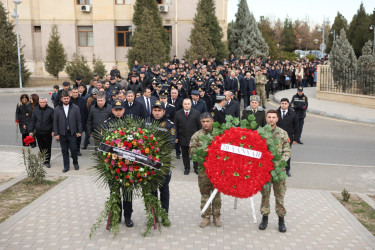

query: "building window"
left=34, top=26, right=41, bottom=32
left=78, top=26, right=93, bottom=47
left=156, top=0, right=163, bottom=4
left=116, top=0, right=131, bottom=4
left=77, top=0, right=91, bottom=4
left=164, top=26, right=172, bottom=45
left=116, top=26, right=132, bottom=47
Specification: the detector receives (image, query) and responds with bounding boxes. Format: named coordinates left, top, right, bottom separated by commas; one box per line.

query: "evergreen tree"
left=44, top=24, right=67, bottom=80
left=348, top=3, right=371, bottom=57
left=357, top=41, right=375, bottom=94
left=229, top=0, right=268, bottom=58
left=0, top=2, right=30, bottom=88
left=92, top=54, right=106, bottom=79
left=258, top=17, right=280, bottom=59
left=227, top=20, right=235, bottom=54
left=127, top=9, right=168, bottom=68
left=198, top=0, right=226, bottom=62
left=329, top=29, right=357, bottom=91
left=65, top=54, right=92, bottom=85
left=281, top=17, right=295, bottom=52
left=132, top=0, right=170, bottom=60
left=326, top=12, right=348, bottom=54
left=184, top=4, right=215, bottom=63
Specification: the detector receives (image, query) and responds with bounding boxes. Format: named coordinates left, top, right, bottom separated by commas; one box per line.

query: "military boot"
left=258, top=215, right=268, bottom=230
left=199, top=217, right=210, bottom=228
left=213, top=216, right=222, bottom=227
left=278, top=217, right=287, bottom=233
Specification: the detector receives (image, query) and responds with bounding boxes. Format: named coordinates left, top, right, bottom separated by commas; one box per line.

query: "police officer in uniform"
left=199, top=87, right=212, bottom=110
left=191, top=90, right=208, bottom=114
left=103, top=100, right=134, bottom=228
left=211, top=95, right=226, bottom=124
left=159, top=90, right=176, bottom=121
left=241, top=95, right=266, bottom=129
left=148, top=100, right=176, bottom=226
left=290, top=86, right=308, bottom=144
left=259, top=109, right=291, bottom=233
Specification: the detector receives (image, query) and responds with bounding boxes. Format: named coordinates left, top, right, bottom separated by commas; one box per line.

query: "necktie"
left=253, top=109, right=257, bottom=114
left=185, top=111, right=189, bottom=117
left=172, top=99, right=175, bottom=105
left=129, top=102, right=132, bottom=107
left=282, top=110, right=286, bottom=119
left=146, top=98, right=150, bottom=116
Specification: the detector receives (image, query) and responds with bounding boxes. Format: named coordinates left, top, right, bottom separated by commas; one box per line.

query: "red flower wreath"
left=204, top=127, right=274, bottom=198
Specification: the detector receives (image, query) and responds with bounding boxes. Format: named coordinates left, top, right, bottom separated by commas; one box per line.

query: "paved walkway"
left=274, top=87, right=375, bottom=124
left=0, top=147, right=374, bottom=249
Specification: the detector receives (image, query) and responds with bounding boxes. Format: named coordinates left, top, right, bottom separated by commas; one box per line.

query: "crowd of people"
left=15, top=55, right=312, bottom=231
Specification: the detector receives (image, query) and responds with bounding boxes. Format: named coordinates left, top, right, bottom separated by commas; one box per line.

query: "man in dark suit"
left=174, top=99, right=202, bottom=175
left=191, top=90, right=208, bottom=114
left=241, top=72, right=256, bottom=108
left=224, top=91, right=240, bottom=118
left=224, top=71, right=239, bottom=97
left=124, top=90, right=146, bottom=119
left=168, top=88, right=183, bottom=111
left=135, top=87, right=156, bottom=118
left=276, top=98, right=299, bottom=177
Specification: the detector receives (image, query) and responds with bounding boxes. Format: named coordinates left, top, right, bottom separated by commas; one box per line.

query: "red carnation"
left=116, top=169, right=120, bottom=174
left=23, top=136, right=35, bottom=146
left=106, top=140, right=109, bottom=144
left=126, top=175, right=130, bottom=179
left=303, top=106, right=306, bottom=109
left=114, top=176, right=118, bottom=180
left=16, top=120, right=19, bottom=124
left=137, top=173, right=141, bottom=178
left=110, top=142, right=114, bottom=146
left=151, top=146, right=154, bottom=150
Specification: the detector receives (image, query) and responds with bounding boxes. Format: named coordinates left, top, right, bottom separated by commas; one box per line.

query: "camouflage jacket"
left=255, top=74, right=267, bottom=85
left=189, top=128, right=213, bottom=157
left=272, top=126, right=291, bottom=162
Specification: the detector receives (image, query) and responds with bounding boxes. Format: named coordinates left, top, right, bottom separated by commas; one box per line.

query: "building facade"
left=2, top=0, right=228, bottom=77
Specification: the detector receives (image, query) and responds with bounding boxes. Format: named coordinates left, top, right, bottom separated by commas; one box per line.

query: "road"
left=1, top=92, right=375, bottom=193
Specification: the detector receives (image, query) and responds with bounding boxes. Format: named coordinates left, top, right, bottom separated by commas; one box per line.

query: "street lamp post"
left=298, top=38, right=302, bottom=50
left=330, top=30, right=336, bottom=41
left=369, top=25, right=375, bottom=54
left=11, top=0, right=23, bottom=89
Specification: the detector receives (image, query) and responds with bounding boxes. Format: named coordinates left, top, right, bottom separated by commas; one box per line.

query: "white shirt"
left=63, top=104, right=69, bottom=118
left=184, top=109, right=190, bottom=116
left=143, top=96, right=150, bottom=107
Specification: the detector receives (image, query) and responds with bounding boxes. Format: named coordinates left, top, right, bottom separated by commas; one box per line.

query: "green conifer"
left=348, top=3, right=371, bottom=57
left=281, top=18, right=295, bottom=52
left=92, top=55, right=107, bottom=79
left=65, top=54, right=92, bottom=85
left=44, top=24, right=67, bottom=80
left=326, top=12, right=348, bottom=54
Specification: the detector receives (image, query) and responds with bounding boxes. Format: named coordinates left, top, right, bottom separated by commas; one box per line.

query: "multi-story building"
left=2, top=0, right=228, bottom=77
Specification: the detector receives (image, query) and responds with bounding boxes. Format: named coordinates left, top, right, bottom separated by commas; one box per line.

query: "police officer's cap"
left=91, top=89, right=99, bottom=95
left=172, top=77, right=177, bottom=81
left=132, top=68, right=137, bottom=72
left=177, top=80, right=182, bottom=85
left=112, top=99, right=124, bottom=109
left=250, top=95, right=260, bottom=103
left=62, top=81, right=70, bottom=86
left=191, top=90, right=200, bottom=96
left=152, top=100, right=165, bottom=110
left=111, top=89, right=119, bottom=96
left=139, top=71, right=145, bottom=75
left=76, top=76, right=82, bottom=81
left=156, top=83, right=162, bottom=88
left=93, top=73, right=98, bottom=77
left=216, top=95, right=225, bottom=101
left=197, top=77, right=202, bottom=82
left=198, top=87, right=206, bottom=92
left=131, top=74, right=138, bottom=78
left=161, top=72, right=167, bottom=77
left=297, top=86, right=303, bottom=92
left=159, top=90, right=168, bottom=98
left=152, top=80, right=158, bottom=84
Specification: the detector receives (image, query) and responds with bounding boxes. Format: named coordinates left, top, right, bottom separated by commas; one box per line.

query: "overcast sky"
left=227, top=0, right=375, bottom=26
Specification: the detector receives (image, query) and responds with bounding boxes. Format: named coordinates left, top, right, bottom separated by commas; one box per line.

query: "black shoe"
left=77, top=152, right=82, bottom=156
left=278, top=217, right=287, bottom=233
left=184, top=169, right=190, bottom=175
left=297, top=140, right=303, bottom=145
left=74, top=164, right=79, bottom=170
left=82, top=146, right=87, bottom=150
left=286, top=171, right=291, bottom=177
left=259, top=215, right=268, bottom=230
left=176, top=155, right=181, bottom=159
left=44, top=163, right=51, bottom=168
left=194, top=168, right=199, bottom=175
left=62, top=168, right=69, bottom=173
left=125, top=217, right=134, bottom=227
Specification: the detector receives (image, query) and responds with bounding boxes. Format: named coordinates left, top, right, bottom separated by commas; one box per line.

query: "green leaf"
left=233, top=172, right=239, bottom=177
left=224, top=156, right=229, bottom=161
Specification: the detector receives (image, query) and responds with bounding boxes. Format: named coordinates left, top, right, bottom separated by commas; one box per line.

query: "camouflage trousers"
left=260, top=179, right=287, bottom=217
left=256, top=84, right=266, bottom=107
left=198, top=170, right=221, bottom=218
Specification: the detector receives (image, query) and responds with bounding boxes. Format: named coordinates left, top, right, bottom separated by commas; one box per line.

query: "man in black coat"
left=168, top=88, right=183, bottom=111
left=211, top=95, right=226, bottom=124
left=70, top=88, right=88, bottom=155
left=29, top=97, right=54, bottom=168
left=123, top=90, right=146, bottom=119
left=241, top=95, right=266, bottom=129
left=224, top=71, right=239, bottom=96
left=290, top=86, right=308, bottom=144
left=86, top=93, right=112, bottom=146
left=191, top=90, right=208, bottom=114
left=53, top=90, right=82, bottom=173
left=224, top=91, right=240, bottom=118
left=174, top=99, right=202, bottom=175
left=54, top=81, right=71, bottom=107
left=276, top=98, right=299, bottom=177
left=241, top=72, right=256, bottom=108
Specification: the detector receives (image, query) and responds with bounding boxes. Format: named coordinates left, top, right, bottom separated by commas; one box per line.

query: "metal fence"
left=319, top=66, right=375, bottom=96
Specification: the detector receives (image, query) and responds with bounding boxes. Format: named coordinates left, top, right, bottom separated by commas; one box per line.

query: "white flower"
left=127, top=135, right=133, bottom=141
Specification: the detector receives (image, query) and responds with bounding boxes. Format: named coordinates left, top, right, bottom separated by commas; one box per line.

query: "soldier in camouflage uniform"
left=259, top=109, right=291, bottom=233
left=189, top=112, right=222, bottom=228
left=254, top=70, right=267, bottom=108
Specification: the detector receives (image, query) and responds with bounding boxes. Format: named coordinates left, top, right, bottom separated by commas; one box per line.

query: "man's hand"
left=55, top=135, right=60, bottom=140
left=51, top=132, right=54, bottom=137
left=293, top=141, right=297, bottom=145
left=29, top=132, right=33, bottom=137
left=77, top=133, right=82, bottom=137
left=175, top=139, right=178, bottom=143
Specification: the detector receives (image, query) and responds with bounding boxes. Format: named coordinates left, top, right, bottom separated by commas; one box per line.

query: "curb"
left=0, top=87, right=52, bottom=94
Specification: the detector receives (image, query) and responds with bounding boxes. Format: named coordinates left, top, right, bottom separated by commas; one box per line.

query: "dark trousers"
left=152, top=172, right=171, bottom=214
left=181, top=145, right=190, bottom=170
left=175, top=142, right=181, bottom=156
left=237, top=92, right=242, bottom=104
left=83, top=132, right=90, bottom=148
left=76, top=135, right=81, bottom=153
left=59, top=132, right=78, bottom=170
left=120, top=191, right=133, bottom=218
left=266, top=82, right=271, bottom=98
left=244, top=95, right=250, bottom=108
left=35, top=133, right=52, bottom=163
left=286, top=141, right=292, bottom=172
left=298, top=118, right=304, bottom=139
